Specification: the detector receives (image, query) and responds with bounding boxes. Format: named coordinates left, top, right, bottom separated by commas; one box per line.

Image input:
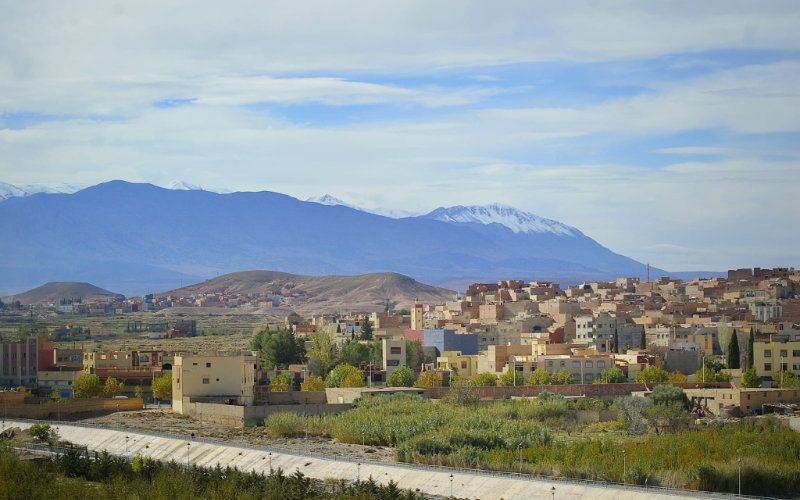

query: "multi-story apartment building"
left=0, top=338, right=39, bottom=389
left=753, top=333, right=800, bottom=380
left=172, top=352, right=258, bottom=414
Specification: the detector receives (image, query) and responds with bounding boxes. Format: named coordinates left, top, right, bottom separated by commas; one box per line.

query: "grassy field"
left=264, top=393, right=800, bottom=497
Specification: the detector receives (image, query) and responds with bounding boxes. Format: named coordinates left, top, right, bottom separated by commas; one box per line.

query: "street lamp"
left=357, top=462, right=361, bottom=482
left=738, top=457, right=742, bottom=497
left=622, top=449, right=627, bottom=483
left=449, top=473, right=453, bottom=498
left=186, top=442, right=190, bottom=468
left=362, top=428, right=365, bottom=447
left=269, top=452, right=272, bottom=470
left=125, top=436, right=129, bottom=455
left=551, top=486, right=555, bottom=499
left=518, top=442, right=523, bottom=474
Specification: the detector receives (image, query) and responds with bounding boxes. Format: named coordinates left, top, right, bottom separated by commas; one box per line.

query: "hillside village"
left=1, top=266, right=799, bottom=424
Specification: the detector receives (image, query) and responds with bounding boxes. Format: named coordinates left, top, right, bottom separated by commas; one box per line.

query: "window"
left=585, top=374, right=594, bottom=381
left=387, top=360, right=400, bottom=366
left=793, top=351, right=800, bottom=357
left=585, top=361, right=593, bottom=368
left=202, top=378, right=210, bottom=384
left=572, top=361, right=580, bottom=368
left=780, top=350, right=788, bottom=358
left=560, top=361, right=566, bottom=367
left=206, top=362, right=211, bottom=368
left=598, top=362, right=605, bottom=368
left=461, top=361, right=467, bottom=369
left=764, top=350, right=772, bottom=358
left=390, top=347, right=401, bottom=355
left=765, top=363, right=772, bottom=371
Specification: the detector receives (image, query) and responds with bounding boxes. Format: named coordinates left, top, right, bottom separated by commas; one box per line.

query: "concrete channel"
left=5, top=419, right=753, bottom=500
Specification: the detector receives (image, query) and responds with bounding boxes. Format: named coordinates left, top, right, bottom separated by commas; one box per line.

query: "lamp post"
left=357, top=462, right=361, bottom=482
left=186, top=442, right=190, bottom=468
left=518, top=442, right=523, bottom=474
left=702, top=355, right=705, bottom=383
left=362, top=428, right=365, bottom=447
left=622, top=449, right=627, bottom=483
left=125, top=436, right=129, bottom=455
left=551, top=486, right=555, bottom=499
left=738, top=457, right=742, bottom=497
left=269, top=452, right=272, bottom=470
left=449, top=473, right=453, bottom=498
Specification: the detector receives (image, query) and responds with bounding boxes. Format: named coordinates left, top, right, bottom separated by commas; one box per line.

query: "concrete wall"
left=427, top=382, right=731, bottom=401
left=0, top=397, right=142, bottom=418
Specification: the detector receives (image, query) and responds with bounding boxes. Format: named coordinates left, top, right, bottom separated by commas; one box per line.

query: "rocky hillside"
left=3, top=281, right=124, bottom=304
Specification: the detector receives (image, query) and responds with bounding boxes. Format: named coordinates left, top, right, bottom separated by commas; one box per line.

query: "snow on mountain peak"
left=0, top=182, right=81, bottom=201
left=425, top=203, right=579, bottom=237
left=306, top=194, right=354, bottom=208
left=169, top=180, right=204, bottom=191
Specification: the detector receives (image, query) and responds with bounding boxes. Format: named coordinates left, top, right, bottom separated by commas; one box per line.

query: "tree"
left=308, top=332, right=338, bottom=377
left=741, top=366, right=761, bottom=388
left=640, top=326, right=647, bottom=350
left=772, top=370, right=800, bottom=388
left=254, top=328, right=306, bottom=370
left=133, top=385, right=144, bottom=400
left=325, top=363, right=363, bottom=388
left=613, top=327, right=619, bottom=354
left=635, top=366, right=669, bottom=383
left=499, top=368, right=523, bottom=386
left=527, top=368, right=552, bottom=385
left=552, top=368, right=575, bottom=385
left=270, top=372, right=294, bottom=392
left=413, top=370, right=442, bottom=388
left=747, top=328, right=755, bottom=369
left=599, top=367, right=627, bottom=383
left=341, top=370, right=364, bottom=388
left=695, top=365, right=731, bottom=383
left=152, top=373, right=172, bottom=402
left=648, top=385, right=688, bottom=407
left=667, top=371, right=688, bottom=383
left=301, top=375, right=325, bottom=391
left=72, top=374, right=103, bottom=398
left=359, top=316, right=373, bottom=341
left=103, top=377, right=124, bottom=398
left=727, top=329, right=740, bottom=369
left=340, top=340, right=371, bottom=367
left=405, top=340, right=425, bottom=371
left=387, top=366, right=415, bottom=387
left=614, top=396, right=651, bottom=435
left=26, top=423, right=53, bottom=442
left=474, top=372, right=498, bottom=387
left=643, top=401, right=690, bottom=434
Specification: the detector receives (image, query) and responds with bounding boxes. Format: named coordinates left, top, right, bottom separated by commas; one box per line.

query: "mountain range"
left=0, top=180, right=675, bottom=296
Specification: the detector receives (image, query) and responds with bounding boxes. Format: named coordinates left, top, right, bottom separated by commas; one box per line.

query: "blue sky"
left=1, top=1, right=799, bottom=272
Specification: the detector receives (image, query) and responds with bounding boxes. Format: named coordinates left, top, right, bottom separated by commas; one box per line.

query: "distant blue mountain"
left=0, top=180, right=674, bottom=296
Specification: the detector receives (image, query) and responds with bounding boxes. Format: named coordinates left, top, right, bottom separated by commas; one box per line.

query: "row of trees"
left=70, top=373, right=171, bottom=400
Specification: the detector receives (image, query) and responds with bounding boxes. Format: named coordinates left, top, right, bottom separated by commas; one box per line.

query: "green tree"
left=103, top=377, right=124, bottom=398
left=325, top=363, right=363, bottom=388
left=133, top=385, right=144, bottom=400
left=695, top=365, right=732, bottom=383
left=499, top=368, right=523, bottom=386
left=667, top=371, right=688, bottom=383
left=341, top=370, right=364, bottom=388
left=772, top=370, right=800, bottom=388
left=254, top=328, right=306, bottom=369
left=308, top=332, right=338, bottom=377
left=71, top=374, right=103, bottom=398
left=747, top=328, right=755, bottom=369
left=405, top=340, right=425, bottom=371
left=727, top=329, right=740, bottom=369
left=600, top=366, right=627, bottom=383
left=643, top=401, right=690, bottom=434
left=741, top=366, right=761, bottom=388
left=552, top=368, right=575, bottom=385
left=413, top=370, right=442, bottom=388
left=270, top=372, right=294, bottom=392
left=648, top=385, right=688, bottom=407
left=26, top=423, right=53, bottom=442
left=527, top=368, right=552, bottom=385
left=340, top=340, right=371, bottom=366
left=152, top=373, right=172, bottom=402
left=387, top=366, right=415, bottom=387
left=474, top=372, right=498, bottom=387
left=359, top=316, right=373, bottom=341
left=635, top=365, right=669, bottom=383
left=640, top=326, right=647, bottom=350
left=613, top=327, right=619, bottom=354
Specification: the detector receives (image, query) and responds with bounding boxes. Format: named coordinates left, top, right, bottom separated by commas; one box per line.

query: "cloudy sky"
left=1, top=1, right=798, bottom=272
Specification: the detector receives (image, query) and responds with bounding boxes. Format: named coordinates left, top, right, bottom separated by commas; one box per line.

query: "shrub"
left=474, top=372, right=498, bottom=387
left=301, top=376, right=325, bottom=391
left=387, top=366, right=415, bottom=387
left=26, top=423, right=53, bottom=442
left=527, top=368, right=551, bottom=385
left=414, top=371, right=442, bottom=388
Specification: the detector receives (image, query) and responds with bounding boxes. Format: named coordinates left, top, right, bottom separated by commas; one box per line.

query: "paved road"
left=5, top=420, right=745, bottom=500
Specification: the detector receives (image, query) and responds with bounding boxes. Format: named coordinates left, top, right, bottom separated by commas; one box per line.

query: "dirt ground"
left=73, top=408, right=397, bottom=464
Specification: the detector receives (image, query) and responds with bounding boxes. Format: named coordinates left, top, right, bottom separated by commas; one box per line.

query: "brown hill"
left=3, top=281, right=124, bottom=304
left=159, top=271, right=457, bottom=314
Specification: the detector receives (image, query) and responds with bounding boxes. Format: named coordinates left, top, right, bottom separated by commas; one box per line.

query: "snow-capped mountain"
left=306, top=194, right=359, bottom=210
left=423, top=204, right=580, bottom=237
left=307, top=194, right=417, bottom=219
left=0, top=182, right=82, bottom=201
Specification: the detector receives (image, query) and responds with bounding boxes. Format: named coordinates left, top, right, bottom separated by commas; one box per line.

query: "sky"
left=1, top=1, right=799, bottom=272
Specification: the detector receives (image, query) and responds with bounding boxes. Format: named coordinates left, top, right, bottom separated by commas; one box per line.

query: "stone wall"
left=427, top=382, right=730, bottom=401
left=0, top=397, right=142, bottom=419
left=183, top=397, right=351, bottom=427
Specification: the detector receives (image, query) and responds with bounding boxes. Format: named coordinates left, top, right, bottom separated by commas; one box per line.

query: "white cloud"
left=656, top=147, right=734, bottom=156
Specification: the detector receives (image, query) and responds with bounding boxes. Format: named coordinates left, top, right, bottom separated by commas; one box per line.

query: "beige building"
left=410, top=301, right=424, bottom=330
left=381, top=338, right=406, bottom=377
left=684, top=386, right=800, bottom=416
left=436, top=351, right=478, bottom=377
left=536, top=353, right=614, bottom=384
left=172, top=353, right=258, bottom=414
left=753, top=333, right=800, bottom=380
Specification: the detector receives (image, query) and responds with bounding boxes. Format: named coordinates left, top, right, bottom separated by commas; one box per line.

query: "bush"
left=474, top=372, right=498, bottom=387
left=387, top=366, right=415, bottom=387
left=26, top=423, right=53, bottom=442
left=325, top=364, right=362, bottom=388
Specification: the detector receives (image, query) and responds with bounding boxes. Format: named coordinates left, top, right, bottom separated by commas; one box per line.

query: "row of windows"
left=763, top=350, right=800, bottom=358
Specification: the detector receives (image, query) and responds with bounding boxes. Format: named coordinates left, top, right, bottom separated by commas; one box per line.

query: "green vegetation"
left=727, top=329, right=740, bottom=369
left=325, top=364, right=363, bottom=388
left=387, top=366, right=415, bottom=387
left=413, top=371, right=441, bottom=388
left=0, top=446, right=422, bottom=499
left=152, top=373, right=172, bottom=402
left=747, top=328, right=755, bottom=369
left=72, top=374, right=103, bottom=398
left=635, top=366, right=669, bottom=383
left=103, top=377, right=124, bottom=398
left=741, top=367, right=761, bottom=388
left=772, top=370, right=800, bottom=388
left=695, top=365, right=732, bottom=383
left=474, top=372, right=498, bottom=387
left=264, top=393, right=800, bottom=496
left=300, top=376, right=325, bottom=391
left=359, top=316, right=373, bottom=341
left=599, top=367, right=626, bottom=383
left=25, top=423, right=55, bottom=442
left=250, top=327, right=306, bottom=370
